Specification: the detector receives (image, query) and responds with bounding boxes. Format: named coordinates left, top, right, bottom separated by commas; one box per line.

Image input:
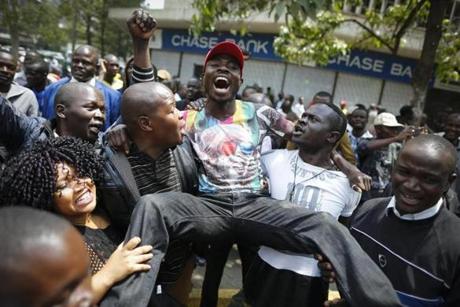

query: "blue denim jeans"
left=101, top=192, right=401, bottom=307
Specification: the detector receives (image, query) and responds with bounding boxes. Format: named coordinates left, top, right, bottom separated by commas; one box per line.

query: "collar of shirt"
left=386, top=196, right=443, bottom=221
left=5, top=82, right=28, bottom=100
left=70, top=76, right=96, bottom=87
left=350, top=130, right=374, bottom=139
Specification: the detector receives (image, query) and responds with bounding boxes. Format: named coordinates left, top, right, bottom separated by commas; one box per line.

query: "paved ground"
left=192, top=245, right=243, bottom=290
left=189, top=245, right=339, bottom=306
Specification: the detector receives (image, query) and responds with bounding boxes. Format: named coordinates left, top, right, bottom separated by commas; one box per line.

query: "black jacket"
left=99, top=137, right=199, bottom=231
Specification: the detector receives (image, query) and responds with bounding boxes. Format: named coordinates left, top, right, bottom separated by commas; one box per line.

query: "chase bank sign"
left=161, top=29, right=281, bottom=61
left=160, top=29, right=419, bottom=84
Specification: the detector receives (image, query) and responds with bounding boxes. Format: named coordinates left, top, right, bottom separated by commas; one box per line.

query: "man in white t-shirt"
left=244, top=101, right=361, bottom=307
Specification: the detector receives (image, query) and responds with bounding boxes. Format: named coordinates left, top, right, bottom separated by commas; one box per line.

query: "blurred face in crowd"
left=57, top=86, right=105, bottom=143
left=203, top=54, right=242, bottom=103
left=444, top=113, right=460, bottom=144
left=104, top=55, right=119, bottom=79
left=186, top=78, right=201, bottom=101
left=392, top=141, right=454, bottom=215
left=71, top=47, right=98, bottom=82
left=0, top=51, right=17, bottom=89
left=25, top=62, right=49, bottom=90
left=374, top=125, right=400, bottom=139
left=349, top=109, right=368, bottom=130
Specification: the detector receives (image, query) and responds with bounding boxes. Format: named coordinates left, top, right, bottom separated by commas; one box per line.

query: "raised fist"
left=127, top=9, right=157, bottom=41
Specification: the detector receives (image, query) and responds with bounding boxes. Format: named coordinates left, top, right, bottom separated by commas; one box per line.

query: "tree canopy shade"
left=0, top=0, right=141, bottom=59
left=191, top=0, right=460, bottom=111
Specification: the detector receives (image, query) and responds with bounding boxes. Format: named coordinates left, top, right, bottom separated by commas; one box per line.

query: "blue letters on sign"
left=161, top=29, right=282, bottom=61
left=327, top=50, right=418, bottom=84
left=161, top=29, right=420, bottom=84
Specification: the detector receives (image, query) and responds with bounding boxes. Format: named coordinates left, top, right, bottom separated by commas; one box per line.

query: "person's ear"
left=327, top=131, right=341, bottom=145
left=447, top=172, right=457, bottom=188
left=138, top=115, right=152, bottom=131
left=56, top=104, right=66, bottom=119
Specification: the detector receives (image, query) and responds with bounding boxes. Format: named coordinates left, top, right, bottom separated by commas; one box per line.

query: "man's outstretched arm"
left=127, top=9, right=157, bottom=83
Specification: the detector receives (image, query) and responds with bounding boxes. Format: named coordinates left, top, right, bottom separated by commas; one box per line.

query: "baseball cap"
left=374, top=112, right=404, bottom=127
left=204, top=41, right=244, bottom=76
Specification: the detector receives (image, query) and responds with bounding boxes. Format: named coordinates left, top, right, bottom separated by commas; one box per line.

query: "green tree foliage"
left=191, top=0, right=460, bottom=110
left=0, top=0, right=68, bottom=55
left=0, top=0, right=140, bottom=59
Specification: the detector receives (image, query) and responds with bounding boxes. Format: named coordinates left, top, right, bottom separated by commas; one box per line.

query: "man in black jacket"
left=99, top=81, right=198, bottom=306
left=0, top=82, right=104, bottom=168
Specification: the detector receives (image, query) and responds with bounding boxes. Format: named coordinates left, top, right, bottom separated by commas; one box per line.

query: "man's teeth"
left=214, top=77, right=229, bottom=88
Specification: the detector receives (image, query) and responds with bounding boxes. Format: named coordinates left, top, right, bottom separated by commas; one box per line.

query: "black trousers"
left=101, top=192, right=401, bottom=307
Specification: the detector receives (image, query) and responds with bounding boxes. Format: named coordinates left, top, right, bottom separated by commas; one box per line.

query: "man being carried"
left=101, top=9, right=400, bottom=307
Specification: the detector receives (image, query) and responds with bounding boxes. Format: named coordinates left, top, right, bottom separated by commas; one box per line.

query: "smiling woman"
left=0, top=137, right=153, bottom=304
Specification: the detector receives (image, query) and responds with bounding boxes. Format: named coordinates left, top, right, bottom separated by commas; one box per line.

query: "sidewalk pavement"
left=189, top=245, right=339, bottom=306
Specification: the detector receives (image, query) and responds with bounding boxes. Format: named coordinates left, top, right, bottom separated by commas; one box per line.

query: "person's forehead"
left=208, top=53, right=239, bottom=65
left=0, top=52, right=16, bottom=64
left=398, top=145, right=450, bottom=175
left=352, top=109, right=367, bottom=117
left=56, top=161, right=75, bottom=176
left=306, top=103, right=332, bottom=117
left=31, top=230, right=89, bottom=304
left=73, top=48, right=97, bottom=60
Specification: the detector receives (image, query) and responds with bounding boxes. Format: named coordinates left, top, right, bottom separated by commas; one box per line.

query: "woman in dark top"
left=0, top=137, right=153, bottom=303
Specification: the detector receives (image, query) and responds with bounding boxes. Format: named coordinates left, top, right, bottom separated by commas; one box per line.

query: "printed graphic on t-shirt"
left=194, top=124, right=259, bottom=192
left=183, top=101, right=291, bottom=193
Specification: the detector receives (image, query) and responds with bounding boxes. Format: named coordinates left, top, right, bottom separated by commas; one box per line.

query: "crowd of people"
left=1, top=8, right=460, bottom=307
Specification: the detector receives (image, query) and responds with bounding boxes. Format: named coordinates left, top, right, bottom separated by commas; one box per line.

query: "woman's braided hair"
left=0, top=137, right=103, bottom=210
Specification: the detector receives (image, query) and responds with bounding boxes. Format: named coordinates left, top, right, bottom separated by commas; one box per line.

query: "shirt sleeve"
left=132, top=64, right=156, bottom=83
left=256, top=104, right=294, bottom=138
left=341, top=189, right=361, bottom=217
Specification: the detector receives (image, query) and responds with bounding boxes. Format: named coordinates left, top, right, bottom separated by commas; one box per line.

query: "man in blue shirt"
left=40, top=45, right=120, bottom=131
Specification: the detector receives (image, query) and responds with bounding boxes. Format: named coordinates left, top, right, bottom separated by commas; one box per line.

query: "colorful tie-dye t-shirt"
left=183, top=100, right=292, bottom=193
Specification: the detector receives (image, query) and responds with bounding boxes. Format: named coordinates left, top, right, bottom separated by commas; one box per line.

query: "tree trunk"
left=85, top=14, right=92, bottom=45
left=99, top=0, right=108, bottom=55
left=411, top=0, right=448, bottom=112
left=5, top=0, right=20, bottom=58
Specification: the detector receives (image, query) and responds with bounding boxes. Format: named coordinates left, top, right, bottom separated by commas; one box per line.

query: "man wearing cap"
left=358, top=112, right=414, bottom=203
left=100, top=9, right=402, bottom=307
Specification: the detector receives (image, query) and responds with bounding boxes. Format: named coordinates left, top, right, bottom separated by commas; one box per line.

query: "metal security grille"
left=284, top=64, right=335, bottom=102
left=380, top=81, right=413, bottom=114
left=151, top=50, right=181, bottom=78
left=334, top=72, right=381, bottom=108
